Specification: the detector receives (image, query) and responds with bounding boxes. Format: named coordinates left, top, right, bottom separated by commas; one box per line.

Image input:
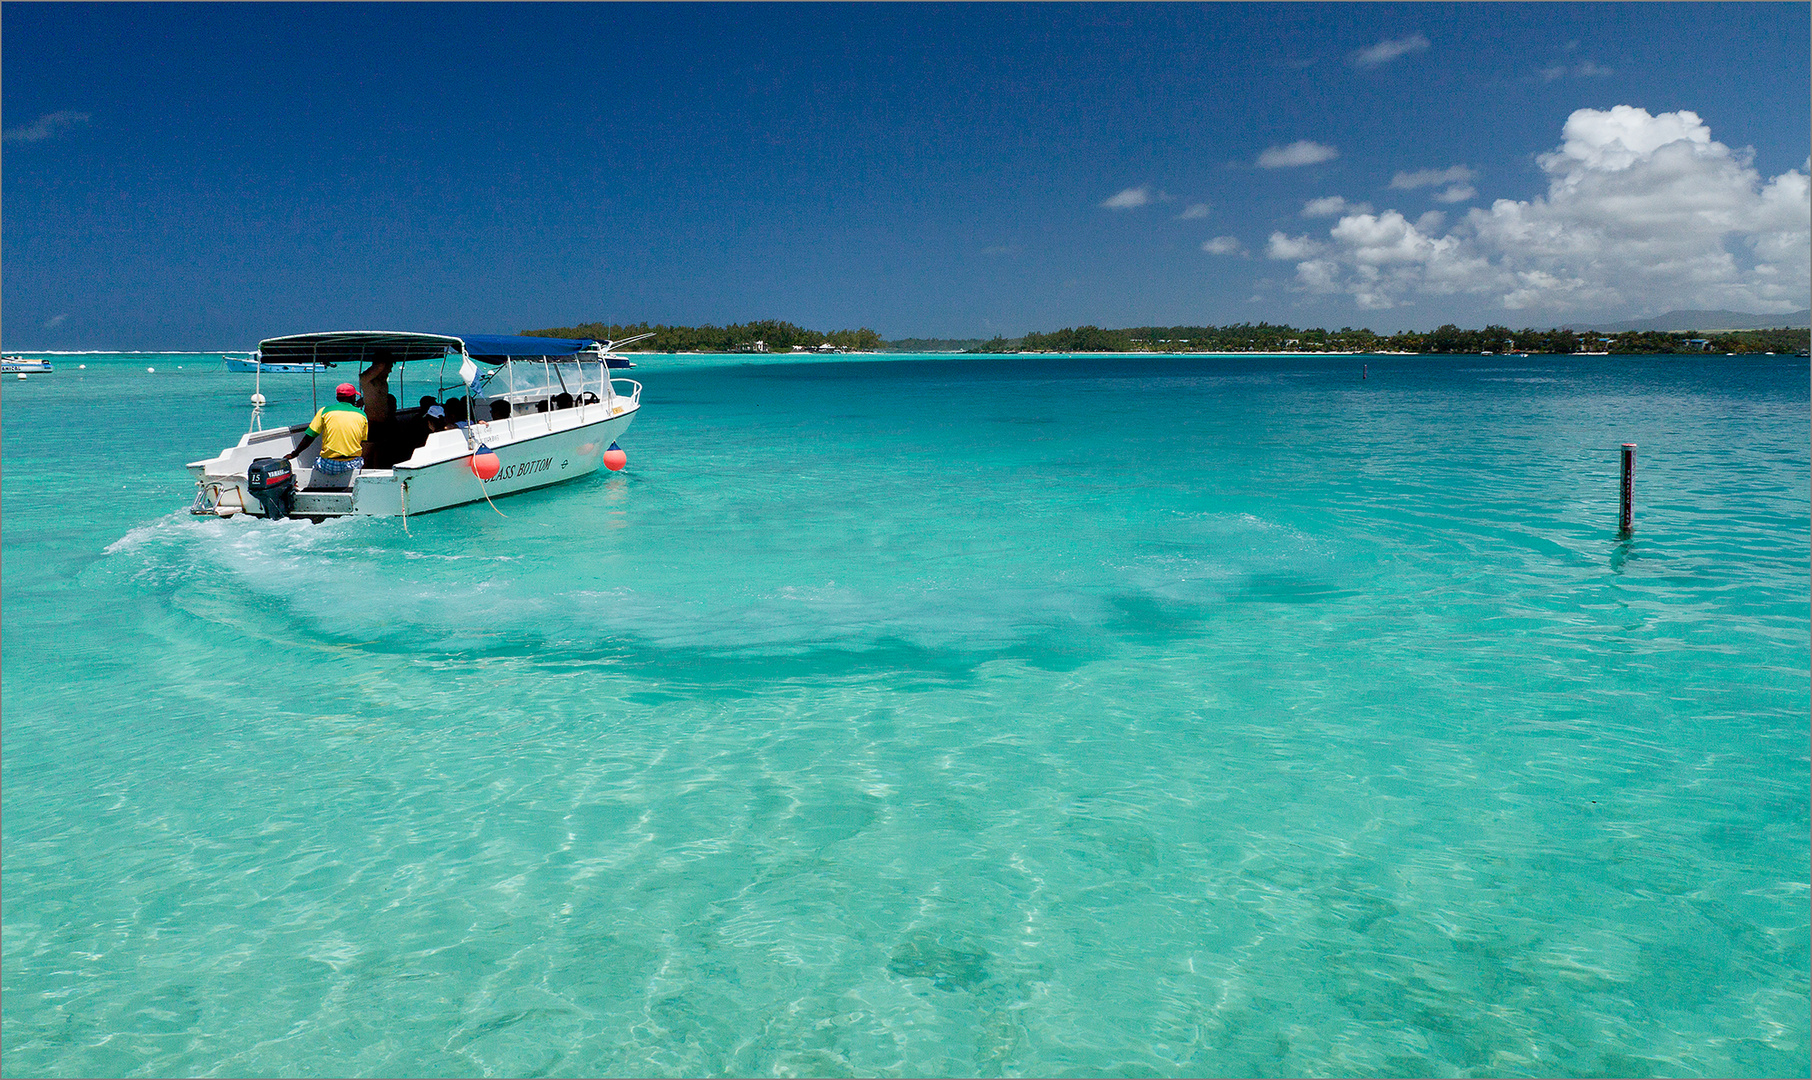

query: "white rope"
left=475, top=469, right=508, bottom=517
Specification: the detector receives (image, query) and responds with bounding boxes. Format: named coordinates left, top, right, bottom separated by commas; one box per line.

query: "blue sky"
left=4, top=2, right=1808, bottom=348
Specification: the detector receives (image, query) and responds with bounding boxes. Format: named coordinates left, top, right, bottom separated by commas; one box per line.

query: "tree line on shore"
left=527, top=319, right=1808, bottom=356
left=524, top=320, right=882, bottom=353
left=982, top=323, right=1811, bottom=355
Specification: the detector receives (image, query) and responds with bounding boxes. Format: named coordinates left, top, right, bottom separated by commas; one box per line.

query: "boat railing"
left=609, top=379, right=641, bottom=409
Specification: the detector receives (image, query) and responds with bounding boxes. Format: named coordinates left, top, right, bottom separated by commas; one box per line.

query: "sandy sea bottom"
left=2, top=352, right=1807, bottom=1076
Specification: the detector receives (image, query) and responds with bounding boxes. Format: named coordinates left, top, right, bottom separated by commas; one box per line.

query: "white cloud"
left=1177, top=203, right=1211, bottom=220
left=1303, top=195, right=1371, bottom=217
left=1352, top=34, right=1430, bottom=68
left=1257, top=141, right=1338, bottom=169
left=3, top=110, right=91, bottom=143
left=1540, top=60, right=1615, bottom=81
left=44, top=313, right=69, bottom=329
left=1548, top=106, right=1710, bottom=170
left=1203, top=236, right=1244, bottom=255
left=1433, top=184, right=1477, bottom=203
left=1265, top=232, right=1324, bottom=260
left=1391, top=165, right=1476, bottom=189
left=1101, top=186, right=1152, bottom=210
left=1274, top=106, right=1811, bottom=314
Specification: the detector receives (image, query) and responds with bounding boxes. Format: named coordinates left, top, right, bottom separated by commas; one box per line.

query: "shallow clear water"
left=3, top=352, right=1807, bottom=1077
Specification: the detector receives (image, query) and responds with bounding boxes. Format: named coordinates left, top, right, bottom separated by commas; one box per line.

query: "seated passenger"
left=387, top=403, right=447, bottom=462
left=490, top=398, right=512, bottom=420
left=554, top=392, right=574, bottom=410
left=445, top=397, right=468, bottom=423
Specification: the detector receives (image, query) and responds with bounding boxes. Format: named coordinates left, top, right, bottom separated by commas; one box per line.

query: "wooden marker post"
left=1618, top=443, right=1635, bottom=537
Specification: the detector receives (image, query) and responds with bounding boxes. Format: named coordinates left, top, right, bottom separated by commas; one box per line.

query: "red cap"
left=335, top=383, right=358, bottom=400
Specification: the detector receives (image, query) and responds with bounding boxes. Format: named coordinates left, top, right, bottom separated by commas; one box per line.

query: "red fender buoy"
left=469, top=445, right=501, bottom=480
left=603, top=442, right=627, bottom=472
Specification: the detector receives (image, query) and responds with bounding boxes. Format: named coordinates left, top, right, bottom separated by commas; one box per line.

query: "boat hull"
left=1, top=359, right=54, bottom=373
left=189, top=401, right=638, bottom=519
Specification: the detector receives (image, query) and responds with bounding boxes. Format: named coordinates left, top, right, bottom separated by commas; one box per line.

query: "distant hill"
left=1566, top=308, right=1811, bottom=333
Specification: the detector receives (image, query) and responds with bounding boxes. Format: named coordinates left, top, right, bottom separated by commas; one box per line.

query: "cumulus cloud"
left=1177, top=203, right=1211, bottom=220
left=1303, top=195, right=1372, bottom=217
left=1257, top=141, right=1338, bottom=168
left=3, top=110, right=91, bottom=143
left=1203, top=236, right=1245, bottom=255
left=1352, top=34, right=1430, bottom=68
left=1391, top=165, right=1476, bottom=189
left=1268, top=106, right=1811, bottom=314
left=1101, top=186, right=1152, bottom=210
left=1266, top=233, right=1324, bottom=260
left=1433, top=184, right=1477, bottom=203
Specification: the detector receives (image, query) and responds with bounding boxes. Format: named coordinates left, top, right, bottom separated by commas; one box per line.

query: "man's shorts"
left=313, top=455, right=363, bottom=476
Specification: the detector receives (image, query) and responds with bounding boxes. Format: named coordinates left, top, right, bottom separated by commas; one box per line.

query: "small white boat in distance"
left=189, top=331, right=643, bottom=520
left=224, top=353, right=332, bottom=373
left=2, top=355, right=54, bottom=373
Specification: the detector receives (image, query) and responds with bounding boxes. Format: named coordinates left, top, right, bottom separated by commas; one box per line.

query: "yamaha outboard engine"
left=247, top=457, right=296, bottom=519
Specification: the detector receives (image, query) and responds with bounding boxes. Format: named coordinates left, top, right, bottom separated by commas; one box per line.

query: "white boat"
left=2, top=355, right=54, bottom=373
left=223, top=353, right=332, bottom=373
left=188, top=331, right=646, bottom=520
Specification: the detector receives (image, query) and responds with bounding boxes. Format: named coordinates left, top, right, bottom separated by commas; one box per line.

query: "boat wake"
left=97, top=508, right=1346, bottom=672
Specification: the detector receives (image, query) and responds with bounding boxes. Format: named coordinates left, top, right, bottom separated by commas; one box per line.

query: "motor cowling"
left=247, top=457, right=296, bottom=519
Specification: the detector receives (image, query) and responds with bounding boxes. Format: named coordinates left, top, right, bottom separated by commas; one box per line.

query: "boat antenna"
left=599, top=333, right=652, bottom=406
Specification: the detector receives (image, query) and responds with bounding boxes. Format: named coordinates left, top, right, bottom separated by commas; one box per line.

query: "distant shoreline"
left=5, top=347, right=1804, bottom=360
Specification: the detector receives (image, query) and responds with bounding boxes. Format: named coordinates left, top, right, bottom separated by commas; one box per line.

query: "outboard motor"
left=247, top=457, right=296, bottom=519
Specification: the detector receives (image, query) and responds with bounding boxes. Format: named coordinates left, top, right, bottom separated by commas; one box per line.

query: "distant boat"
left=1, top=355, right=53, bottom=373
left=224, top=353, right=333, bottom=373
left=597, top=335, right=650, bottom=369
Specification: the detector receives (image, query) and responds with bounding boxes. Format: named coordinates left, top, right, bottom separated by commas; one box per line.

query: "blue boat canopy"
left=256, top=331, right=604, bottom=367
left=458, top=334, right=601, bottom=362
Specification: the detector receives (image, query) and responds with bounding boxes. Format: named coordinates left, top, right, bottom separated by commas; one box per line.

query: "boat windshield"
left=473, top=358, right=615, bottom=410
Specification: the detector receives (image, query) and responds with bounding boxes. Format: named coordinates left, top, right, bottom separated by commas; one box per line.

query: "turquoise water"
left=3, top=352, right=1807, bottom=1077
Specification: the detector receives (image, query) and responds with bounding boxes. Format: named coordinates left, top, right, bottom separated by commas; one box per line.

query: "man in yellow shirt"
left=284, top=383, right=370, bottom=484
